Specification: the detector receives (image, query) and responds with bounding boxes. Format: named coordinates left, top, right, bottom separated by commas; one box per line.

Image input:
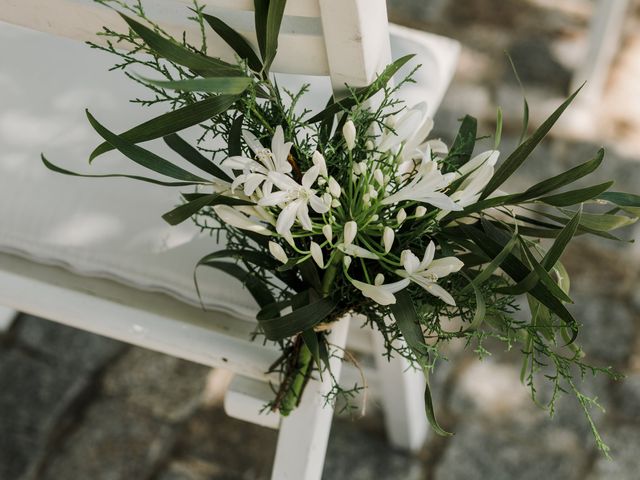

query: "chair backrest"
left=0, top=0, right=391, bottom=91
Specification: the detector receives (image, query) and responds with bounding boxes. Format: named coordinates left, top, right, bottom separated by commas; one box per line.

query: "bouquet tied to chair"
left=43, top=0, right=640, bottom=452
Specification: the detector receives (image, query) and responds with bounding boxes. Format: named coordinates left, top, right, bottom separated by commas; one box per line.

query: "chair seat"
left=0, top=20, right=459, bottom=320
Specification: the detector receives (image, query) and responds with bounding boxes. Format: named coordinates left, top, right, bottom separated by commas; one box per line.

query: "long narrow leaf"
left=86, top=111, right=208, bottom=182
left=42, top=155, right=198, bottom=186
left=391, top=291, right=451, bottom=436
left=480, top=85, right=584, bottom=199
left=445, top=115, right=477, bottom=173
left=307, top=55, right=415, bottom=123
left=195, top=260, right=274, bottom=307
left=537, top=182, right=613, bottom=207
left=264, top=0, right=287, bottom=71
left=164, top=133, right=232, bottom=181
left=90, top=95, right=238, bottom=161
left=120, top=13, right=241, bottom=76
left=259, top=297, right=337, bottom=340
left=138, top=76, right=252, bottom=95
left=202, top=14, right=263, bottom=71
left=162, top=193, right=252, bottom=225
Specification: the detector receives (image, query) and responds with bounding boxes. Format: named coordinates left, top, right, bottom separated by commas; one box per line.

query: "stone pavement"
left=2, top=0, right=640, bottom=479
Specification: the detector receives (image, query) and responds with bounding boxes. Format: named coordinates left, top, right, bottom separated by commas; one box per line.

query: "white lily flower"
left=437, top=150, right=500, bottom=220
left=269, top=241, right=288, bottom=264
left=378, top=103, right=431, bottom=153
left=396, top=242, right=463, bottom=306
left=214, top=205, right=271, bottom=235
left=310, top=241, right=324, bottom=268
left=258, top=167, right=329, bottom=235
left=343, top=221, right=357, bottom=246
left=225, top=126, right=293, bottom=196
left=383, top=227, right=395, bottom=253
left=382, top=146, right=461, bottom=211
left=312, top=151, right=328, bottom=178
left=349, top=278, right=409, bottom=306
left=343, top=120, right=356, bottom=151
left=338, top=243, right=378, bottom=259
left=322, top=224, right=333, bottom=243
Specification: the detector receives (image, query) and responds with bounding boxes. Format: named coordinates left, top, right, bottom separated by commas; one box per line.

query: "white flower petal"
left=344, top=221, right=357, bottom=246
left=269, top=241, right=288, bottom=264
left=309, top=194, right=330, bottom=214
left=312, top=151, right=327, bottom=177
left=302, top=165, right=320, bottom=189
left=350, top=279, right=397, bottom=306
left=383, top=227, right=395, bottom=253
left=296, top=201, right=313, bottom=231
left=402, top=250, right=421, bottom=274
left=214, top=205, right=271, bottom=235
left=242, top=130, right=264, bottom=156
left=258, top=190, right=290, bottom=207
left=421, top=241, right=436, bottom=270
left=276, top=200, right=300, bottom=235
left=322, top=224, right=333, bottom=242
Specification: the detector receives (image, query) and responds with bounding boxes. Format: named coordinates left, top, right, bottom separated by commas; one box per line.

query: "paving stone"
left=587, top=424, right=640, bottom=480
left=14, top=314, right=124, bottom=373
left=434, top=419, right=588, bottom=480
left=39, top=397, right=177, bottom=480
left=157, top=406, right=276, bottom=480
left=323, top=416, right=425, bottom=480
left=614, top=372, right=640, bottom=421
left=0, top=347, right=90, bottom=480
left=102, top=347, right=210, bottom=422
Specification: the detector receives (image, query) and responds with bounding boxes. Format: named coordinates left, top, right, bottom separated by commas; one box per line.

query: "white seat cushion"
left=0, top=21, right=458, bottom=319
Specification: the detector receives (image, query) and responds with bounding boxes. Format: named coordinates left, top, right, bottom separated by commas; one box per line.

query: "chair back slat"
left=0, top=0, right=389, bottom=85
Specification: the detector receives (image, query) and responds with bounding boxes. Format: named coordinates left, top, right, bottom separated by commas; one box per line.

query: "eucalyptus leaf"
left=138, top=75, right=252, bottom=95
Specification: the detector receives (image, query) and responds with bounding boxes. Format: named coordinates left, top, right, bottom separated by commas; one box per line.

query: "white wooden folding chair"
left=0, top=1, right=459, bottom=478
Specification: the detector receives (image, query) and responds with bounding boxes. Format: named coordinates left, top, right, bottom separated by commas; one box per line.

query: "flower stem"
left=321, top=251, right=344, bottom=297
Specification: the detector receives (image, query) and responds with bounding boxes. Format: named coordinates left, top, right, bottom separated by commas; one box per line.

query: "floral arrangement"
left=44, top=0, right=640, bottom=451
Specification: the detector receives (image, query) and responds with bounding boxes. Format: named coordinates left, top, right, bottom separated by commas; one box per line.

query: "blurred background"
left=2, top=0, right=640, bottom=479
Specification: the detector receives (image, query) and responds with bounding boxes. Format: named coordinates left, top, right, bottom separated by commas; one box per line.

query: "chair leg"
left=372, top=329, right=428, bottom=452
left=271, top=315, right=351, bottom=480
left=0, top=305, right=18, bottom=332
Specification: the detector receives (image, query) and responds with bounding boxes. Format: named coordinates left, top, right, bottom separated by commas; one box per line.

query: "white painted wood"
left=371, top=324, right=429, bottom=452
left=179, top=0, right=321, bottom=18
left=571, top=0, right=629, bottom=102
left=0, top=306, right=18, bottom=332
left=0, top=252, right=281, bottom=380
left=224, top=375, right=281, bottom=429
left=318, top=0, right=391, bottom=92
left=0, top=0, right=330, bottom=76
left=271, top=316, right=351, bottom=480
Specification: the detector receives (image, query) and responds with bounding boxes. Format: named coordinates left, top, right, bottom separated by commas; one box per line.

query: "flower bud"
left=365, top=140, right=374, bottom=151
left=415, top=206, right=427, bottom=218
left=328, top=177, right=341, bottom=198
left=374, top=273, right=385, bottom=286
left=343, top=255, right=352, bottom=269
left=322, top=224, right=333, bottom=242
left=383, top=227, right=395, bottom=253
left=269, top=241, right=288, bottom=264
left=353, top=163, right=362, bottom=176
left=344, top=221, right=357, bottom=246
left=374, top=168, right=384, bottom=185
left=368, top=185, right=378, bottom=199
left=322, top=192, right=332, bottom=207
left=312, top=150, right=328, bottom=177
left=310, top=242, right=324, bottom=268
left=343, top=120, right=356, bottom=151
left=397, top=208, right=407, bottom=225
left=358, top=161, right=367, bottom=175
left=331, top=198, right=341, bottom=208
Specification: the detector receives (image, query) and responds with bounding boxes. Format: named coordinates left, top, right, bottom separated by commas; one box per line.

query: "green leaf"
left=197, top=260, right=274, bottom=307
left=445, top=115, right=477, bottom=173
left=259, top=296, right=337, bottom=341
left=41, top=154, right=199, bottom=187
left=537, top=182, right=613, bottom=207
left=307, top=55, right=415, bottom=123
left=480, top=85, right=584, bottom=200
left=120, top=13, right=241, bottom=76
left=597, top=191, right=640, bottom=217
left=202, top=14, right=263, bottom=71
left=162, top=193, right=253, bottom=225
left=465, top=232, right=518, bottom=288
left=228, top=115, right=244, bottom=157
left=85, top=111, right=208, bottom=183
left=559, top=209, right=637, bottom=232
left=264, top=0, right=287, bottom=71
left=164, top=133, right=232, bottom=182
left=90, top=95, right=238, bottom=161
left=138, top=76, right=252, bottom=95
left=254, top=0, right=269, bottom=60
left=391, top=291, right=451, bottom=436
left=463, top=273, right=486, bottom=331
left=494, top=107, right=503, bottom=150
left=520, top=148, right=604, bottom=199
left=463, top=225, right=578, bottom=342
